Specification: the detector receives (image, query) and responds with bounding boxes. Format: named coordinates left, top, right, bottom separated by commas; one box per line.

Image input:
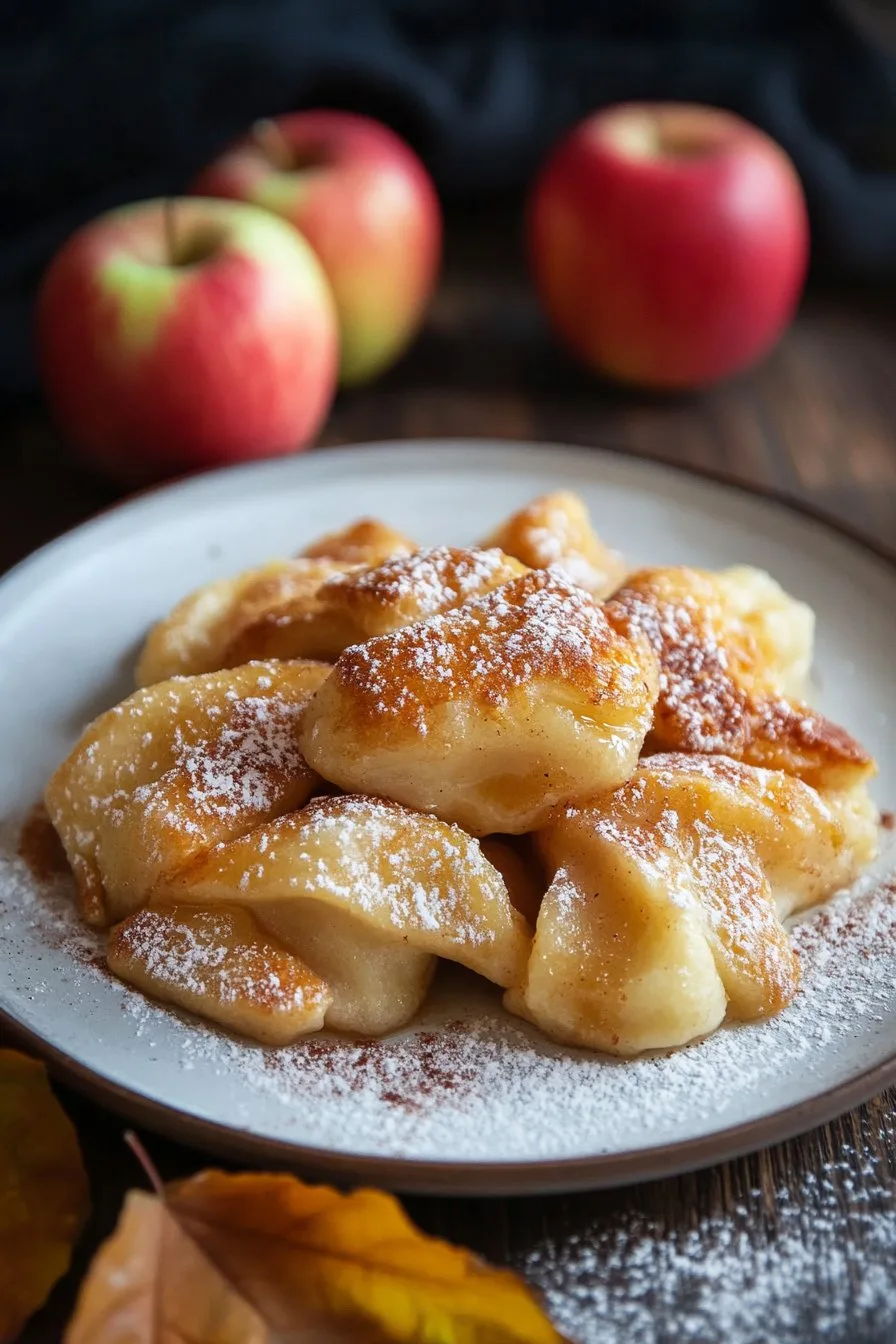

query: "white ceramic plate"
left=1, top=440, right=894, bottom=1196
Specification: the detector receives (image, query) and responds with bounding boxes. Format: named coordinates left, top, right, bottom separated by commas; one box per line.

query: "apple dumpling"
left=604, top=565, right=874, bottom=791
left=481, top=490, right=625, bottom=597
left=45, top=660, right=328, bottom=926
left=135, top=516, right=418, bottom=686
left=148, top=794, right=530, bottom=1037
left=135, top=557, right=358, bottom=685
left=299, top=570, right=659, bottom=834
left=108, top=904, right=333, bottom=1045
left=135, top=541, right=520, bottom=686
left=507, top=753, right=878, bottom=1055
left=162, top=795, right=531, bottom=993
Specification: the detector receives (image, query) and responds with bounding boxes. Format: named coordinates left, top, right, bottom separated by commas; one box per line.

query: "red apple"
left=193, top=111, right=441, bottom=385
left=36, top=197, right=338, bottom=483
left=529, top=103, right=809, bottom=389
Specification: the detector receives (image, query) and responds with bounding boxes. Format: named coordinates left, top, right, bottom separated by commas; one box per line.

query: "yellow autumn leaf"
left=67, top=1167, right=565, bottom=1343
left=0, top=1049, right=90, bottom=1343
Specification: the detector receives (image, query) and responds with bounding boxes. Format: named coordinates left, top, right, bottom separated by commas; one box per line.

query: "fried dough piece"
left=298, top=517, right=417, bottom=566
left=220, top=522, right=421, bottom=668
left=138, top=542, right=521, bottom=683
left=135, top=519, right=416, bottom=685
left=507, top=753, right=878, bottom=1055
left=230, top=545, right=528, bottom=671
left=604, top=566, right=874, bottom=791
left=107, top=904, right=332, bottom=1044
left=45, top=661, right=328, bottom=926
left=319, top=544, right=527, bottom=633
left=481, top=491, right=625, bottom=597
left=164, top=795, right=531, bottom=992
left=300, top=571, right=658, bottom=834
left=135, top=558, right=357, bottom=685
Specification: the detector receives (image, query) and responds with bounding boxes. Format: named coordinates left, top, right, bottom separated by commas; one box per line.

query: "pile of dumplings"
left=44, top=492, right=879, bottom=1057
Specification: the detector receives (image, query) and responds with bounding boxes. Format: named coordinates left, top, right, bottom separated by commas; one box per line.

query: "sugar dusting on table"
left=522, top=1134, right=896, bottom=1342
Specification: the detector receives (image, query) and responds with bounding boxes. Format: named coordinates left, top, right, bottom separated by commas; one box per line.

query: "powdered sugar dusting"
left=338, top=569, right=650, bottom=728
left=605, top=577, right=871, bottom=781
left=1, top=833, right=894, bottom=1172
left=606, top=582, right=745, bottom=754
left=138, top=693, right=309, bottom=825
left=522, top=1136, right=896, bottom=1341
left=322, top=545, right=517, bottom=623
left=240, top=795, right=502, bottom=948
left=110, top=907, right=314, bottom=1012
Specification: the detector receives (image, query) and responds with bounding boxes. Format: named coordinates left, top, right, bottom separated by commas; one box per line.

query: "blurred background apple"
left=36, top=198, right=338, bottom=484
left=529, top=103, right=809, bottom=390
left=193, top=111, right=441, bottom=386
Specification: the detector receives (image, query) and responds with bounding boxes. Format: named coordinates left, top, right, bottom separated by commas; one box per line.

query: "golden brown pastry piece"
left=300, top=570, right=659, bottom=834
left=157, top=794, right=529, bottom=1035
left=317, top=545, right=528, bottom=638
left=164, top=795, right=531, bottom=1000
left=45, top=660, right=328, bottom=926
left=108, top=905, right=332, bottom=1044
left=481, top=491, right=625, bottom=597
left=193, top=545, right=527, bottom=674
left=135, top=540, right=521, bottom=684
left=135, top=558, right=357, bottom=685
left=604, top=566, right=874, bottom=791
left=507, top=753, right=878, bottom=1056
left=298, top=516, right=417, bottom=566
left=135, top=517, right=417, bottom=686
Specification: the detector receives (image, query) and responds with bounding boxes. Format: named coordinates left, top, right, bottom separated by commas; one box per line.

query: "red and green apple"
left=193, top=111, right=442, bottom=385
left=37, top=197, right=338, bottom=483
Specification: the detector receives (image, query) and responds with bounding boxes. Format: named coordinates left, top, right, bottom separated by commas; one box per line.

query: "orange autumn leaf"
left=66, top=1190, right=268, bottom=1344
left=67, top=1168, right=564, bottom=1344
left=0, top=1049, right=89, bottom=1343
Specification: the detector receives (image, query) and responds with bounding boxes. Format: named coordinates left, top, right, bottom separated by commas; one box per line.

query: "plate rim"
left=1, top=435, right=894, bottom=1196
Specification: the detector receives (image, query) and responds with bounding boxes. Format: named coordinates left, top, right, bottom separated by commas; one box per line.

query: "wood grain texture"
left=3, top=214, right=896, bottom=1341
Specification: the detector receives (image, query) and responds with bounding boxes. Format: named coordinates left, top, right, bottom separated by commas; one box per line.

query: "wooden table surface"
left=4, top=220, right=896, bottom=1342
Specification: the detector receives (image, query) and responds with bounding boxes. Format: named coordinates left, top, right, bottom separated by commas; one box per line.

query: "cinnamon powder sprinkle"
left=263, top=1020, right=477, bottom=1112
left=18, top=803, right=69, bottom=883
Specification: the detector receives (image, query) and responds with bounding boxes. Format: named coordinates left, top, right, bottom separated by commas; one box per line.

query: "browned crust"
left=299, top=518, right=417, bottom=566
left=605, top=568, right=874, bottom=785
left=329, top=569, right=658, bottom=729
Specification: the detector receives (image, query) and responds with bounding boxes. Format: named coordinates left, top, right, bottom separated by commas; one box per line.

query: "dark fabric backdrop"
left=4, top=0, right=896, bottom=399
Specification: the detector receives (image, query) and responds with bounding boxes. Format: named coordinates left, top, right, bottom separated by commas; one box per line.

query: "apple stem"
left=252, top=118, right=293, bottom=170
left=163, top=196, right=179, bottom=266
left=125, top=1131, right=166, bottom=1199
